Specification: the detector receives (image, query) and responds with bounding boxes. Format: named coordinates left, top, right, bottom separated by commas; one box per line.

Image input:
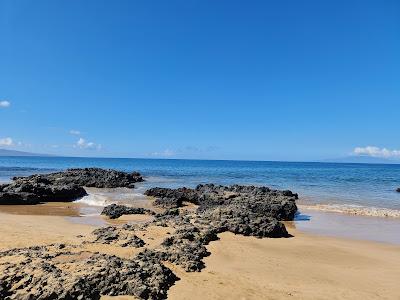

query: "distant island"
left=0, top=149, right=52, bottom=157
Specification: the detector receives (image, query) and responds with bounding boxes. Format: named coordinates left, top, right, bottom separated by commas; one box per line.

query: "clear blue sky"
left=0, top=0, right=399, bottom=161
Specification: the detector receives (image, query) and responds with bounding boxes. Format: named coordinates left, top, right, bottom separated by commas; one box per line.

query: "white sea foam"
left=75, top=193, right=110, bottom=207
left=298, top=203, right=400, bottom=218
left=75, top=187, right=147, bottom=207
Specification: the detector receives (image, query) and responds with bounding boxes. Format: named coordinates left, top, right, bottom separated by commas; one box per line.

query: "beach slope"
left=168, top=230, right=400, bottom=300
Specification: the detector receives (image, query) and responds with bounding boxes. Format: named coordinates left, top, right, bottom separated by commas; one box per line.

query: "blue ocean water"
left=1, top=156, right=400, bottom=213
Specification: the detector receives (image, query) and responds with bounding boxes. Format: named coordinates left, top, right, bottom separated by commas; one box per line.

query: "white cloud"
left=69, top=130, right=81, bottom=135
left=151, top=149, right=176, bottom=157
left=0, top=137, right=14, bottom=146
left=353, top=146, right=400, bottom=158
left=75, top=138, right=101, bottom=150
left=0, top=100, right=11, bottom=108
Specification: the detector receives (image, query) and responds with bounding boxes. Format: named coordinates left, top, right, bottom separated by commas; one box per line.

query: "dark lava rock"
left=13, top=168, right=143, bottom=189
left=158, top=224, right=219, bottom=272
left=0, top=176, right=86, bottom=205
left=145, top=187, right=200, bottom=208
left=101, top=204, right=154, bottom=219
left=0, top=182, right=298, bottom=299
left=91, top=226, right=145, bottom=248
left=0, top=247, right=178, bottom=300
left=146, top=184, right=298, bottom=221
left=146, top=184, right=297, bottom=272
left=0, top=168, right=143, bottom=205
left=396, top=188, right=400, bottom=193
left=92, top=226, right=120, bottom=244
left=120, top=235, right=146, bottom=248
left=199, top=207, right=289, bottom=238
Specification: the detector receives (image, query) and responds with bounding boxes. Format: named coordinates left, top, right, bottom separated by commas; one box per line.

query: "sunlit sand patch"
left=105, top=213, right=154, bottom=225
left=134, top=225, right=176, bottom=249
left=0, top=202, right=83, bottom=216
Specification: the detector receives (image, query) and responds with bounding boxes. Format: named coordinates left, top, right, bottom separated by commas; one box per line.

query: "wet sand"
left=296, top=208, right=400, bottom=244
left=0, top=202, right=84, bottom=216
left=0, top=211, right=94, bottom=250
left=1, top=206, right=400, bottom=299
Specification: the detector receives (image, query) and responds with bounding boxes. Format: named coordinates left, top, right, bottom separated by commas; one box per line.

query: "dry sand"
left=168, top=230, right=400, bottom=300
left=1, top=209, right=399, bottom=300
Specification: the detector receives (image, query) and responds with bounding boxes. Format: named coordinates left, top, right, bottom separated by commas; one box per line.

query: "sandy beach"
left=1, top=207, right=399, bottom=300
left=169, top=230, right=400, bottom=300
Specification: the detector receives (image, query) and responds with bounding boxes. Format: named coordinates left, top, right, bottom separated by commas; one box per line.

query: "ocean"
left=1, top=156, right=400, bottom=217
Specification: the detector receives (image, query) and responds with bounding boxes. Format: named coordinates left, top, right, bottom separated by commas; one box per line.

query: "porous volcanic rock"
left=0, top=246, right=177, bottom=300
left=0, top=182, right=298, bottom=298
left=12, top=168, right=143, bottom=189
left=0, top=168, right=143, bottom=205
left=144, top=187, right=200, bottom=208
left=146, top=184, right=298, bottom=221
left=101, top=203, right=154, bottom=219
left=0, top=176, right=86, bottom=205
left=91, top=225, right=146, bottom=248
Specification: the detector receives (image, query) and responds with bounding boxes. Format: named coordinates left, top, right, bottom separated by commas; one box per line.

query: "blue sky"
left=0, top=0, right=399, bottom=161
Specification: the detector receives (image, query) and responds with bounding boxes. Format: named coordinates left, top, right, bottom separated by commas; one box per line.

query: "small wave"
left=298, top=203, right=400, bottom=218
left=75, top=188, right=147, bottom=207
left=75, top=193, right=110, bottom=207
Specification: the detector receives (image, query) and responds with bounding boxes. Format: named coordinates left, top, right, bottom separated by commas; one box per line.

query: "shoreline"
left=0, top=210, right=399, bottom=299
left=2, top=198, right=400, bottom=246
left=295, top=208, right=400, bottom=245
left=1, top=167, right=399, bottom=298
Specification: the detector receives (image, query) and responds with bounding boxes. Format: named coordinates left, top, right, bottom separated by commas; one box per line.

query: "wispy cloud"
left=151, top=149, right=176, bottom=157
left=69, top=130, right=81, bottom=135
left=353, top=146, right=400, bottom=158
left=74, top=138, right=101, bottom=150
left=149, top=146, right=218, bottom=158
left=0, top=137, right=14, bottom=146
left=0, top=100, right=11, bottom=108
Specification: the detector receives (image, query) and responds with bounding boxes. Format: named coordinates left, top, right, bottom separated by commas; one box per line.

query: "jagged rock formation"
left=0, top=183, right=298, bottom=299
left=0, top=168, right=143, bottom=205
left=91, top=226, right=146, bottom=248
left=101, top=203, right=154, bottom=219
left=0, top=245, right=177, bottom=300
left=145, top=184, right=298, bottom=220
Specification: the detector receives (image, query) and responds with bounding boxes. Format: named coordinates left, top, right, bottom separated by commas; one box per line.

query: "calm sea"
left=1, top=156, right=400, bottom=216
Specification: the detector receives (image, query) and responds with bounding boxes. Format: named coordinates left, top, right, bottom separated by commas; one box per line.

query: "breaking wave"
left=298, top=203, right=400, bottom=218
left=75, top=193, right=110, bottom=207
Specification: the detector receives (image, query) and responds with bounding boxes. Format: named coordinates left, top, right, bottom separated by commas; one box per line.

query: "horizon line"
left=1, top=152, right=400, bottom=166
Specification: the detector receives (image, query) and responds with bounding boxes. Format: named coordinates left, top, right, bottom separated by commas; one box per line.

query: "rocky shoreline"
left=0, top=169, right=297, bottom=299
left=0, top=168, right=143, bottom=205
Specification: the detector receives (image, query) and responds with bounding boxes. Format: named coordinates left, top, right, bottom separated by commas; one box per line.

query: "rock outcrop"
left=145, top=184, right=298, bottom=221
left=0, top=177, right=87, bottom=205
left=101, top=203, right=154, bottom=219
left=396, top=188, right=400, bottom=193
left=0, top=168, right=143, bottom=205
left=91, top=226, right=146, bottom=248
left=0, top=245, right=177, bottom=300
left=0, top=182, right=298, bottom=299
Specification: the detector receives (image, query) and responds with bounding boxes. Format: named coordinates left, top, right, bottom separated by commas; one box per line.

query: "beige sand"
left=0, top=212, right=94, bottom=250
left=168, top=230, right=400, bottom=300
left=1, top=211, right=399, bottom=300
